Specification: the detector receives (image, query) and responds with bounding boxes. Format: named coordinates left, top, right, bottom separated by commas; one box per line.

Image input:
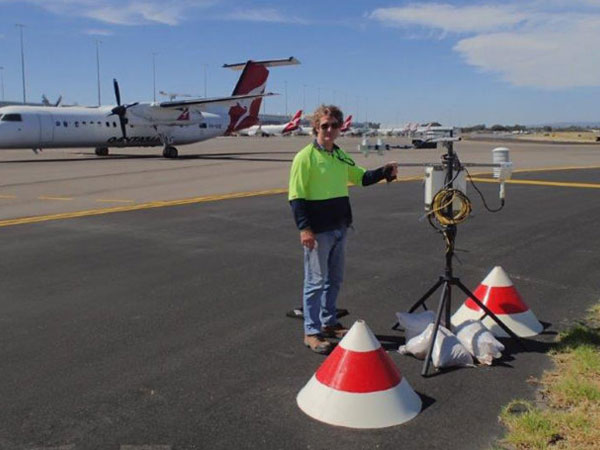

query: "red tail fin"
left=226, top=61, right=269, bottom=134
left=340, top=115, right=352, bottom=132
left=282, top=109, right=303, bottom=133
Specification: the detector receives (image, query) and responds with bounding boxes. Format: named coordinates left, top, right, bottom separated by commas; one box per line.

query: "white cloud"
left=370, top=4, right=526, bottom=34
left=370, top=2, right=600, bottom=88
left=8, top=0, right=216, bottom=26
left=84, top=28, right=114, bottom=36
left=220, top=8, right=308, bottom=24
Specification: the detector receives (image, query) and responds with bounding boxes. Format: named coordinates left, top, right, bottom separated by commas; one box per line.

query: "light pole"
left=16, top=24, right=26, bottom=103
left=0, top=66, right=4, bottom=102
left=95, top=39, right=101, bottom=105
left=284, top=80, right=288, bottom=116
left=302, top=84, right=307, bottom=112
left=152, top=52, right=158, bottom=102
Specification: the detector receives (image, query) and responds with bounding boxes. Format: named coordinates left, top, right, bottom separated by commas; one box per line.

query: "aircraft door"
left=38, top=112, right=55, bottom=146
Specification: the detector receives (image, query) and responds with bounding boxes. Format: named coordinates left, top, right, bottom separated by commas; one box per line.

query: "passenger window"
left=1, top=113, right=22, bottom=122
left=75, top=121, right=79, bottom=127
left=63, top=121, right=68, bottom=127
left=112, top=122, right=117, bottom=127
left=106, top=122, right=110, bottom=127
left=82, top=121, right=87, bottom=125
left=56, top=121, right=60, bottom=126
left=199, top=123, right=207, bottom=128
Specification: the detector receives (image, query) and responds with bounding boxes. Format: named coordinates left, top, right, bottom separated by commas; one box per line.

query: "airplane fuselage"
left=0, top=105, right=227, bottom=150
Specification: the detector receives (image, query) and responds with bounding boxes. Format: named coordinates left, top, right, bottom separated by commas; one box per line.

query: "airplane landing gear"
left=95, top=147, right=109, bottom=156
left=162, top=146, right=178, bottom=158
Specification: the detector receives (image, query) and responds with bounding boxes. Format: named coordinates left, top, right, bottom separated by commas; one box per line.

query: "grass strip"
left=497, top=303, right=600, bottom=449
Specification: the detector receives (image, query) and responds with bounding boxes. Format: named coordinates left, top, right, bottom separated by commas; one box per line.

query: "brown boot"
left=304, top=334, right=332, bottom=355
left=321, top=323, right=348, bottom=339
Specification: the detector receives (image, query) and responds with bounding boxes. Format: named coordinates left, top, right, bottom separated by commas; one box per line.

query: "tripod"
left=393, top=138, right=524, bottom=377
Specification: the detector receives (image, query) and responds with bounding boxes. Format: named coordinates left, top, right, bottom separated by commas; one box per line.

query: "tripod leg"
left=422, top=282, right=448, bottom=377
left=392, top=278, right=444, bottom=330
left=456, top=281, right=527, bottom=350
left=408, top=278, right=444, bottom=313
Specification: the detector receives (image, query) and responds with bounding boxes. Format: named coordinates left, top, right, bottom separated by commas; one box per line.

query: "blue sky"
left=0, top=0, right=599, bottom=126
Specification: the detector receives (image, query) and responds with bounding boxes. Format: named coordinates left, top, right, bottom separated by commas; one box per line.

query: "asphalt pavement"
left=0, top=168, right=598, bottom=449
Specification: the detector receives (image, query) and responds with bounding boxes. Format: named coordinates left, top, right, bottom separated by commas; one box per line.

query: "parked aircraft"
left=42, top=95, right=62, bottom=107
left=340, top=115, right=352, bottom=133
left=0, top=57, right=299, bottom=158
left=239, top=109, right=302, bottom=136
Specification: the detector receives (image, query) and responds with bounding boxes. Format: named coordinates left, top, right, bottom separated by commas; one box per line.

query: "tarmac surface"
left=0, top=137, right=599, bottom=449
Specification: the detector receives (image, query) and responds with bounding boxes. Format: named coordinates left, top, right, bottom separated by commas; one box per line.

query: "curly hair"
left=311, top=104, right=344, bottom=135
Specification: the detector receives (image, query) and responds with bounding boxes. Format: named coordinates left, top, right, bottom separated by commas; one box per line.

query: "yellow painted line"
left=0, top=188, right=289, bottom=227
left=469, top=177, right=600, bottom=189
left=96, top=198, right=135, bottom=203
left=0, top=165, right=598, bottom=228
left=0, top=194, right=17, bottom=199
left=512, top=165, right=600, bottom=174
left=38, top=196, right=73, bottom=201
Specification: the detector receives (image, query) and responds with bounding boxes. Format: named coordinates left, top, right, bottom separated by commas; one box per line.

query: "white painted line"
left=120, top=446, right=172, bottom=450
left=29, top=445, right=75, bottom=450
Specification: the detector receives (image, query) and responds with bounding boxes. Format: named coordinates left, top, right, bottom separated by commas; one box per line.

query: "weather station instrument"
left=361, top=133, right=522, bottom=376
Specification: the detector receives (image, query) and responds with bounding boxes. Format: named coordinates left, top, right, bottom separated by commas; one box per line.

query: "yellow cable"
left=430, top=188, right=472, bottom=226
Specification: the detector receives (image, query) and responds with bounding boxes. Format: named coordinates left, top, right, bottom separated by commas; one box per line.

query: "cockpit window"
left=1, top=113, right=22, bottom=122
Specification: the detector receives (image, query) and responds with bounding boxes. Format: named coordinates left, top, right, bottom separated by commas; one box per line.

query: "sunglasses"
left=319, top=122, right=341, bottom=130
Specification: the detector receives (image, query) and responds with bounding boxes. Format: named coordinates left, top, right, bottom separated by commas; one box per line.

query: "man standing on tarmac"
left=288, top=105, right=398, bottom=354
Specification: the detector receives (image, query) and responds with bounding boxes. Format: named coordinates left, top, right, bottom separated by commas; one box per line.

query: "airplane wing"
left=158, top=92, right=276, bottom=109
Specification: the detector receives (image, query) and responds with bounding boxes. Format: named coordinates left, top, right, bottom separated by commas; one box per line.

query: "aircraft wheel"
left=163, top=146, right=178, bottom=158
left=95, top=147, right=109, bottom=156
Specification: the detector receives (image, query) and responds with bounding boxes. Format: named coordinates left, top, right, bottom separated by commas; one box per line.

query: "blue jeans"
left=302, top=226, right=347, bottom=335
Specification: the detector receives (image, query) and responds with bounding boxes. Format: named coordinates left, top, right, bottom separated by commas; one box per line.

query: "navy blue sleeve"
left=290, top=199, right=311, bottom=230
left=362, top=167, right=385, bottom=186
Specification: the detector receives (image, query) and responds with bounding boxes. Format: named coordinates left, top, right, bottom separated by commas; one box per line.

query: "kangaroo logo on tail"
left=340, top=115, right=352, bottom=133
left=226, top=61, right=269, bottom=135
left=282, top=110, right=303, bottom=134
left=176, top=108, right=190, bottom=121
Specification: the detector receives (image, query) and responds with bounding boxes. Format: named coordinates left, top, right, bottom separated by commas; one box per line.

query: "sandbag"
left=398, top=323, right=474, bottom=368
left=455, top=320, right=505, bottom=365
left=395, top=310, right=435, bottom=342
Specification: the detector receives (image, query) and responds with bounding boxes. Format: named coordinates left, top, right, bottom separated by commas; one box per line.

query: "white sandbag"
left=395, top=310, right=435, bottom=342
left=399, top=323, right=474, bottom=369
left=455, top=320, right=505, bottom=365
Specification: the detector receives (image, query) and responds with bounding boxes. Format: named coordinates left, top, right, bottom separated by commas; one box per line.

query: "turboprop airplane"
left=0, top=57, right=299, bottom=158
left=239, top=109, right=302, bottom=136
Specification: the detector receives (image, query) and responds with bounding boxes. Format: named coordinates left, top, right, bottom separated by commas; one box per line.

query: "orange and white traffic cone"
left=452, top=266, right=543, bottom=337
left=297, top=320, right=421, bottom=428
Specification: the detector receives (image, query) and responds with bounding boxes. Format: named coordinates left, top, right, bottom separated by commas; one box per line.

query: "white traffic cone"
left=297, top=320, right=421, bottom=429
left=452, top=266, right=543, bottom=337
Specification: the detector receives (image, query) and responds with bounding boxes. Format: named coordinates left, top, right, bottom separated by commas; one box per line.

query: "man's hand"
left=300, top=229, right=316, bottom=250
left=383, top=161, right=398, bottom=181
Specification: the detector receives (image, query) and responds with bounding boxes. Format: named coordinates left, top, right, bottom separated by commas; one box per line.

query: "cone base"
left=297, top=376, right=421, bottom=429
left=452, top=306, right=543, bottom=337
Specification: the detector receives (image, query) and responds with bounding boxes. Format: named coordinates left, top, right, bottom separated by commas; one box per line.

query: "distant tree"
left=543, top=126, right=552, bottom=132
left=491, top=124, right=508, bottom=132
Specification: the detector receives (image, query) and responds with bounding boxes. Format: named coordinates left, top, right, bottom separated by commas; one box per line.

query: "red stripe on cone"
left=316, top=346, right=401, bottom=393
left=465, top=285, right=528, bottom=314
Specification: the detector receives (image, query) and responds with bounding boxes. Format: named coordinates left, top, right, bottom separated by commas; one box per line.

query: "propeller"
left=109, top=79, right=138, bottom=139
